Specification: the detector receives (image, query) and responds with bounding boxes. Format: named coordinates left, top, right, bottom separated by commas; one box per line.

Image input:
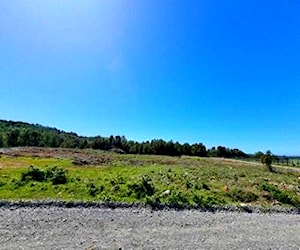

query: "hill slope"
left=0, top=147, right=299, bottom=208
left=0, top=119, right=247, bottom=158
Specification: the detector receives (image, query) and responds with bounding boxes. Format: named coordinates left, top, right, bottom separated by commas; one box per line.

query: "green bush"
left=0, top=180, right=6, bottom=187
left=11, top=178, right=25, bottom=189
left=194, top=182, right=210, bottom=191
left=128, top=175, right=155, bottom=199
left=261, top=150, right=273, bottom=172
left=192, top=192, right=224, bottom=206
left=21, top=166, right=46, bottom=182
left=168, top=190, right=188, bottom=206
left=227, top=188, right=258, bottom=203
left=20, top=166, right=68, bottom=185
left=87, top=182, right=99, bottom=197
left=185, top=179, right=193, bottom=189
left=261, top=183, right=299, bottom=207
left=45, top=166, right=68, bottom=185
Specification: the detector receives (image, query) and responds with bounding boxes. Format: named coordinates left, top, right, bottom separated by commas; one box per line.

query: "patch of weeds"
left=86, top=181, right=105, bottom=197
left=185, top=178, right=193, bottom=189
left=192, top=192, right=224, bottom=206
left=116, top=176, right=125, bottom=184
left=145, top=195, right=161, bottom=206
left=40, top=186, right=48, bottom=191
left=202, top=183, right=210, bottom=190
left=45, top=166, right=68, bottom=185
left=109, top=176, right=126, bottom=193
left=166, top=189, right=189, bottom=208
left=166, top=172, right=173, bottom=180
left=29, top=182, right=36, bottom=187
left=86, top=182, right=98, bottom=197
left=128, top=174, right=155, bottom=199
left=21, top=166, right=45, bottom=182
left=11, top=178, right=24, bottom=189
left=227, top=188, right=258, bottom=203
left=110, top=179, right=117, bottom=186
left=0, top=180, right=6, bottom=187
left=102, top=192, right=112, bottom=201
left=69, top=176, right=81, bottom=183
left=20, top=166, right=68, bottom=185
left=194, top=182, right=210, bottom=191
left=111, top=184, right=121, bottom=192
left=261, top=182, right=299, bottom=207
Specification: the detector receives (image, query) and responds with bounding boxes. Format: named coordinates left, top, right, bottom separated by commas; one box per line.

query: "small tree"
left=255, top=151, right=264, bottom=161
left=261, top=150, right=273, bottom=172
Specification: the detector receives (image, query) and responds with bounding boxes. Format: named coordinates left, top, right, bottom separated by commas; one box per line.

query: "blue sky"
left=1, top=0, right=300, bottom=155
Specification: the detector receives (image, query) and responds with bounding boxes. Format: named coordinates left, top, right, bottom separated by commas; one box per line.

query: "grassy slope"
left=0, top=149, right=299, bottom=208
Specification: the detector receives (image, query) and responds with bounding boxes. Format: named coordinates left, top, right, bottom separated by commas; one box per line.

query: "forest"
left=0, top=119, right=248, bottom=158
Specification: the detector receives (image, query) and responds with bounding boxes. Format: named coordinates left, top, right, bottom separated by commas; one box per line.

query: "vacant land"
left=0, top=147, right=299, bottom=208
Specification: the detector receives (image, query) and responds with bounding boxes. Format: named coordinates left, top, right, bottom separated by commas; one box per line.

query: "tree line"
left=0, top=120, right=248, bottom=158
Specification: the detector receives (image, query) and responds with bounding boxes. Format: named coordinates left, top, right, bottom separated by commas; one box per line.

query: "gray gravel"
left=0, top=207, right=299, bottom=250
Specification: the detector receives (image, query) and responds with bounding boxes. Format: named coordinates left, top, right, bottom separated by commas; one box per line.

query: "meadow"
left=0, top=148, right=299, bottom=208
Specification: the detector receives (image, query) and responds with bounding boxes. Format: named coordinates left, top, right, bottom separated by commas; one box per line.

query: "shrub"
left=166, top=190, right=189, bottom=208
left=261, top=183, right=299, bottom=207
left=86, top=182, right=99, bottom=197
left=0, top=180, right=5, bottom=187
left=20, top=166, right=68, bottom=185
left=11, top=178, right=25, bottom=189
left=195, top=182, right=210, bottom=191
left=21, top=166, right=46, bottom=182
left=45, top=166, right=68, bottom=185
left=261, top=150, right=273, bottom=172
left=192, top=193, right=223, bottom=206
left=128, top=175, right=155, bottom=199
left=185, top=179, right=193, bottom=189
left=227, top=188, right=258, bottom=203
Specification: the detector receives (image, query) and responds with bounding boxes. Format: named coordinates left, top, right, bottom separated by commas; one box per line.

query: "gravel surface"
left=0, top=207, right=299, bottom=250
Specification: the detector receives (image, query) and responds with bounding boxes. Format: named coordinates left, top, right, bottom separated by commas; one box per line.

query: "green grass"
left=0, top=152, right=299, bottom=208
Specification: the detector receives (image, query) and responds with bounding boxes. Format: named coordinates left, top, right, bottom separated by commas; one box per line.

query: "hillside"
left=0, top=147, right=299, bottom=209
left=0, top=119, right=247, bottom=158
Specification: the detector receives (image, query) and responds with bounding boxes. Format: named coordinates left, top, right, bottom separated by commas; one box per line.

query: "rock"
left=161, top=190, right=170, bottom=196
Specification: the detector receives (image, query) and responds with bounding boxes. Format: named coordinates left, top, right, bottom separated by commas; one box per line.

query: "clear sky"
left=1, top=0, right=300, bottom=155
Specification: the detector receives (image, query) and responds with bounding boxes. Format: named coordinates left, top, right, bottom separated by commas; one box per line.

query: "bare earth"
left=0, top=207, right=299, bottom=250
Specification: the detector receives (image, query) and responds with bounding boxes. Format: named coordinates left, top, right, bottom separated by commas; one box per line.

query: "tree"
left=0, top=132, right=3, bottom=147
left=182, top=143, right=191, bottom=155
left=254, top=151, right=264, bottom=161
left=6, top=129, right=20, bottom=147
left=216, top=146, right=228, bottom=158
left=191, top=143, right=207, bottom=157
left=261, top=150, right=273, bottom=172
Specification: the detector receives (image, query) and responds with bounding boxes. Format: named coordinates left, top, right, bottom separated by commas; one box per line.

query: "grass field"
left=0, top=148, right=299, bottom=208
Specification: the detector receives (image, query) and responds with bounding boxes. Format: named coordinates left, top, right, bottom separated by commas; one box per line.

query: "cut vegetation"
left=0, top=148, right=299, bottom=209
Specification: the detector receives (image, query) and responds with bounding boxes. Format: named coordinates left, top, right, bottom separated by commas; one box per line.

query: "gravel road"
left=0, top=207, right=299, bottom=250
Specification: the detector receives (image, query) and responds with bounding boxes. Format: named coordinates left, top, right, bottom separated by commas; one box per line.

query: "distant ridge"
left=0, top=119, right=248, bottom=158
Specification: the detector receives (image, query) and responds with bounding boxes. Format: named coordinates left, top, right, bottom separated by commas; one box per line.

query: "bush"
left=45, top=166, right=68, bottom=185
left=227, top=188, right=258, bottom=203
left=128, top=175, right=155, bottom=199
left=192, top=192, right=223, bottom=206
left=194, top=182, right=210, bottom=191
left=21, top=166, right=46, bottom=182
left=20, top=166, right=68, bottom=185
left=11, top=178, right=24, bottom=189
left=167, top=190, right=188, bottom=207
left=0, top=180, right=6, bottom=187
left=261, top=183, right=299, bottom=207
left=87, top=182, right=99, bottom=197
left=261, top=150, right=273, bottom=172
